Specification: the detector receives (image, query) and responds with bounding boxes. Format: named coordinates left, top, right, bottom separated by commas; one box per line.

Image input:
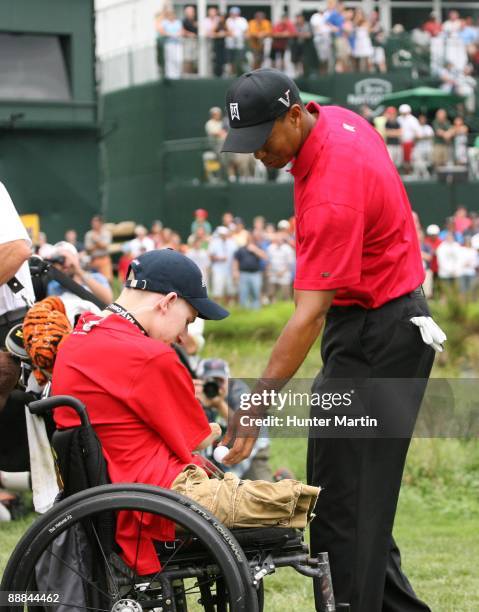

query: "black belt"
left=409, top=286, right=425, bottom=298
left=0, top=307, right=28, bottom=328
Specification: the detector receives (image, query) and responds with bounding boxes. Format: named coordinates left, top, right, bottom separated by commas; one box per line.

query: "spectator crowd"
left=202, top=102, right=479, bottom=184
left=33, top=203, right=479, bottom=313
left=363, top=104, right=479, bottom=180
left=154, top=2, right=479, bottom=80
left=35, top=211, right=296, bottom=310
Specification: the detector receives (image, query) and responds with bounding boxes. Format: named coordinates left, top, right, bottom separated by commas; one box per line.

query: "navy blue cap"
left=222, top=68, right=301, bottom=153
left=126, top=249, right=229, bottom=321
left=198, top=358, right=230, bottom=379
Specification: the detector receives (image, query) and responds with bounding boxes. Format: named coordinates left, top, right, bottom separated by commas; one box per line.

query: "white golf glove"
left=410, top=316, right=447, bottom=352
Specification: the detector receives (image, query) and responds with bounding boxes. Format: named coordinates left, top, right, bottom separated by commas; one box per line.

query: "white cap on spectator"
left=399, top=104, right=412, bottom=114
left=278, top=220, right=290, bottom=230
left=53, top=241, right=78, bottom=256
left=216, top=226, right=229, bottom=236
left=426, top=224, right=440, bottom=236
left=230, top=6, right=241, bottom=14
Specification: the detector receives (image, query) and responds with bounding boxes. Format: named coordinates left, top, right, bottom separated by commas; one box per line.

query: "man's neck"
left=299, top=108, right=319, bottom=151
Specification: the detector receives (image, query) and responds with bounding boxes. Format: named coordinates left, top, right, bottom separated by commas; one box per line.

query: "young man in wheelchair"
left=51, top=249, right=319, bottom=575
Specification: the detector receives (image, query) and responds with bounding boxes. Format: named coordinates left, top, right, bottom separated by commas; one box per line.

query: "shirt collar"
left=291, top=102, right=330, bottom=180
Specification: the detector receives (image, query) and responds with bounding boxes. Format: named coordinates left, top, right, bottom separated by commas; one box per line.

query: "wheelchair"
left=1, top=395, right=350, bottom=612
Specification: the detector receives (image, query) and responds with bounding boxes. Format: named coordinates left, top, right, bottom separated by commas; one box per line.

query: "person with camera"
left=46, top=241, right=113, bottom=305
left=194, top=358, right=272, bottom=481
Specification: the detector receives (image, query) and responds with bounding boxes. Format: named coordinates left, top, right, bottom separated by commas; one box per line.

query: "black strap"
left=48, top=266, right=107, bottom=310
left=105, top=302, right=149, bottom=336
left=172, top=342, right=197, bottom=378
left=6, top=276, right=24, bottom=295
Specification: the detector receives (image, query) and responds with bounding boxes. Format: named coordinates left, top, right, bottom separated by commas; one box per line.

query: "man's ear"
left=161, top=292, right=178, bottom=310
left=289, top=104, right=303, bottom=126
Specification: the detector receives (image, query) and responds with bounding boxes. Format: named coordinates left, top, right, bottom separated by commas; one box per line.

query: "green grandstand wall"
left=0, top=0, right=99, bottom=239
left=102, top=76, right=477, bottom=238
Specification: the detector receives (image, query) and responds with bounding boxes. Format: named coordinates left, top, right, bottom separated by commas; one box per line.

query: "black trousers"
left=307, top=291, right=435, bottom=612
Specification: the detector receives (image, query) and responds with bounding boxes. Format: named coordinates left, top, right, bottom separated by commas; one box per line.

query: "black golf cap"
left=222, top=68, right=301, bottom=154
left=126, top=249, right=229, bottom=321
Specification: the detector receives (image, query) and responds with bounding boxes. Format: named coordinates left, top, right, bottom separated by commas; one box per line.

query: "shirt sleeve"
left=127, top=351, right=211, bottom=463
left=0, top=182, right=31, bottom=247
left=91, top=272, right=110, bottom=288
left=294, top=203, right=364, bottom=291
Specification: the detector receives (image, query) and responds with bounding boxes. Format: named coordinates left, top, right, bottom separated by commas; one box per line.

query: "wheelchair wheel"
left=2, top=485, right=259, bottom=612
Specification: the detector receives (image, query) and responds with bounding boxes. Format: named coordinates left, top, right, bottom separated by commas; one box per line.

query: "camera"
left=46, top=255, right=66, bottom=266
left=203, top=378, right=220, bottom=399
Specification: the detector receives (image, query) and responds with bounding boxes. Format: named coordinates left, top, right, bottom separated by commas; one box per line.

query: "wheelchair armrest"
left=28, top=395, right=90, bottom=427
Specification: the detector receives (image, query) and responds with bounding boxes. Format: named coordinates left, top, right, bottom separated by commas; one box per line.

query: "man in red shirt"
left=52, top=248, right=320, bottom=575
left=52, top=249, right=227, bottom=574
left=270, top=13, right=296, bottom=71
left=221, top=69, right=445, bottom=611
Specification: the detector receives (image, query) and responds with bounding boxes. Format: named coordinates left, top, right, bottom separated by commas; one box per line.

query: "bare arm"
left=193, top=422, right=222, bottom=450
left=77, top=271, right=113, bottom=304
left=0, top=239, right=31, bottom=285
left=222, top=289, right=335, bottom=464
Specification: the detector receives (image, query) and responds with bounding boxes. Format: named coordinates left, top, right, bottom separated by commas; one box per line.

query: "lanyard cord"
left=105, top=302, right=149, bottom=336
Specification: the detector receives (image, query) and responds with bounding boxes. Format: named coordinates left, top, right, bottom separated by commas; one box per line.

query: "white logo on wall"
left=230, top=103, right=240, bottom=121
left=347, top=78, right=392, bottom=107
left=278, top=89, right=291, bottom=108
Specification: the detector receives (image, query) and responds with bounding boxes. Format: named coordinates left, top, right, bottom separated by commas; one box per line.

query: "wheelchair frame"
left=1, top=395, right=347, bottom=612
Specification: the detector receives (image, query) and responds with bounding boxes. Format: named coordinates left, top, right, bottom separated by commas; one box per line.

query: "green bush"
left=205, top=302, right=294, bottom=341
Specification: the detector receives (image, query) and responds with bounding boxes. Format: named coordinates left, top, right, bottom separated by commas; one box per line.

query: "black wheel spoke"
left=182, top=575, right=218, bottom=596
left=46, top=546, right=113, bottom=601
left=89, top=520, right=121, bottom=601
left=147, top=535, right=191, bottom=586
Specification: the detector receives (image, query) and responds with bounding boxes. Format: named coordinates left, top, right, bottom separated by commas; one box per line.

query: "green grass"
left=1, top=301, right=478, bottom=610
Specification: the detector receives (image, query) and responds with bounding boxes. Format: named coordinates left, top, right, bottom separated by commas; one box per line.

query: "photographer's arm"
left=76, top=270, right=113, bottom=304
left=0, top=239, right=32, bottom=285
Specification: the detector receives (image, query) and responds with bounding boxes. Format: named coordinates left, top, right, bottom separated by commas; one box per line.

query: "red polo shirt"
left=291, top=102, right=424, bottom=308
left=52, top=312, right=211, bottom=575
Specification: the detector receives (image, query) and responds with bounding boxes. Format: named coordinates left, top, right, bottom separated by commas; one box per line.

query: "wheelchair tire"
left=2, top=485, right=259, bottom=612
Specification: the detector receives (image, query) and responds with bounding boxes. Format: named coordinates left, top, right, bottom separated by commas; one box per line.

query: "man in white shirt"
left=436, top=232, right=462, bottom=285
left=310, top=10, right=332, bottom=72
left=397, top=104, right=421, bottom=175
left=128, top=225, right=155, bottom=258
left=412, top=114, right=434, bottom=178
left=208, top=226, right=237, bottom=303
left=0, top=181, right=35, bottom=477
left=267, top=233, right=295, bottom=301
left=0, top=182, right=34, bottom=346
left=225, top=7, right=249, bottom=76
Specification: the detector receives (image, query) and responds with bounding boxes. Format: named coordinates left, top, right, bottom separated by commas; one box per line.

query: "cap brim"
left=187, top=297, right=229, bottom=321
left=221, top=120, right=275, bottom=153
left=203, top=370, right=228, bottom=378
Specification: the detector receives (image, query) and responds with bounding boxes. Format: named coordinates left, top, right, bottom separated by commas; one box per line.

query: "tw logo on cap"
left=230, top=103, right=240, bottom=121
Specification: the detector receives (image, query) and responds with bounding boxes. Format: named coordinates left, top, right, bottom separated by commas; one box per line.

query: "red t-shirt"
left=272, top=21, right=296, bottom=50
left=291, top=102, right=424, bottom=308
left=52, top=312, right=211, bottom=575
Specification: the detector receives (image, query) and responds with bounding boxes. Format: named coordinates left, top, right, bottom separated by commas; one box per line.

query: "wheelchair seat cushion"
left=154, top=526, right=305, bottom=564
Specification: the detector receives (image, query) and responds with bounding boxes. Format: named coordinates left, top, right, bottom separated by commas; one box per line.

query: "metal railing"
left=97, top=30, right=478, bottom=93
